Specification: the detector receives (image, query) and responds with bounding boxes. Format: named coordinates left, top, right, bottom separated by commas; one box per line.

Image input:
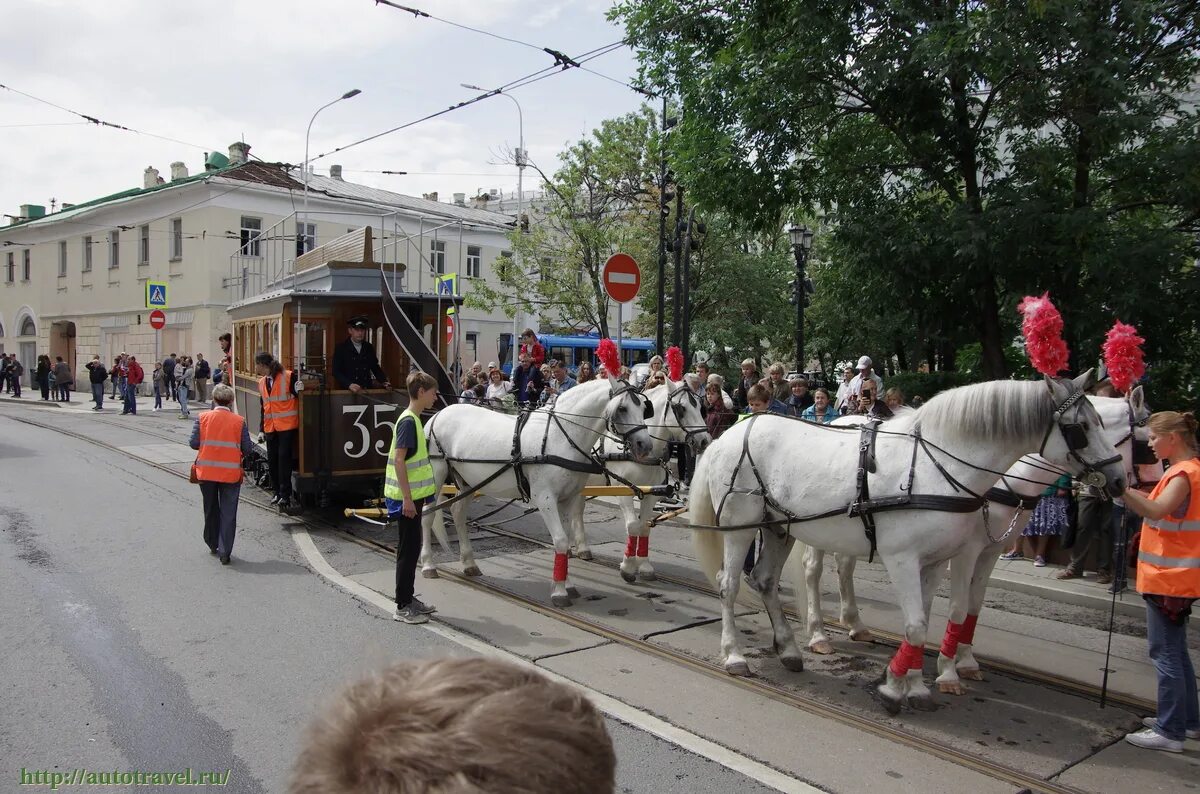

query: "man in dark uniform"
left=332, top=315, right=391, bottom=393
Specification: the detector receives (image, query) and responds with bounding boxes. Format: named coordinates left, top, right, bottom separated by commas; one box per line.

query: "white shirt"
left=847, top=372, right=884, bottom=401
left=834, top=379, right=855, bottom=411
left=485, top=381, right=512, bottom=401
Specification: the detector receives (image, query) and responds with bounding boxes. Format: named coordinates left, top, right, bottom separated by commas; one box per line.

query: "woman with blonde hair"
left=1121, top=411, right=1200, bottom=753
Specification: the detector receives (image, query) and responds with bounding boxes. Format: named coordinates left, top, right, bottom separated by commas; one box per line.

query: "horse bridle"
left=605, top=380, right=652, bottom=444
left=665, top=384, right=710, bottom=444
left=1038, top=387, right=1123, bottom=488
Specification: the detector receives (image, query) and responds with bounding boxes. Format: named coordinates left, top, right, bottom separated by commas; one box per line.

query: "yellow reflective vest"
left=384, top=408, right=436, bottom=501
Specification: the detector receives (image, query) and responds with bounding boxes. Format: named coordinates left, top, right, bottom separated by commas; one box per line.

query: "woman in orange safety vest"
left=1120, top=411, right=1200, bottom=753
left=190, top=383, right=254, bottom=565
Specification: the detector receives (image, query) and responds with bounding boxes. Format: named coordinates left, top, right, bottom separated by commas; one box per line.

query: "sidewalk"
left=0, top=389, right=209, bottom=417
left=991, top=555, right=1143, bottom=618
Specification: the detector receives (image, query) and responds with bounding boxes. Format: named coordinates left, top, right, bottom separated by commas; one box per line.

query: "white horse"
left=791, top=392, right=1147, bottom=684
left=689, top=373, right=1127, bottom=713
left=575, top=380, right=711, bottom=581
left=419, top=377, right=655, bottom=606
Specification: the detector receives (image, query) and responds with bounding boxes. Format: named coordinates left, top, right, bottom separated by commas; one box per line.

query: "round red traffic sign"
left=603, top=253, right=641, bottom=304
left=149, top=309, right=166, bottom=330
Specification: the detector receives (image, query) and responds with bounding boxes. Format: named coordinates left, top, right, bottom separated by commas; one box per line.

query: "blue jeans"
left=123, top=381, right=137, bottom=414
left=153, top=383, right=162, bottom=409
left=91, top=382, right=104, bottom=409
left=1145, top=599, right=1200, bottom=741
left=178, top=384, right=190, bottom=416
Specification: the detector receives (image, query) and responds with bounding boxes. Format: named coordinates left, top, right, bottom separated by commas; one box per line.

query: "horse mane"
left=912, top=379, right=1052, bottom=445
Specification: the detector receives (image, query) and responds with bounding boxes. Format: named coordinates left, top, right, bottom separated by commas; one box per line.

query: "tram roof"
left=227, top=264, right=462, bottom=313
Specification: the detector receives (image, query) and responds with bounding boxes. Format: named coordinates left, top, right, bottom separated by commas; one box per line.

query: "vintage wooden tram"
left=227, top=227, right=458, bottom=504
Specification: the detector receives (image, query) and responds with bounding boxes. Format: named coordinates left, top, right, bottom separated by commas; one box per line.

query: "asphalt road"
left=0, top=406, right=776, bottom=793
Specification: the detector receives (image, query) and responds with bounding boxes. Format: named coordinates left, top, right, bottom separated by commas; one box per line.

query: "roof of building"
left=300, top=173, right=515, bottom=229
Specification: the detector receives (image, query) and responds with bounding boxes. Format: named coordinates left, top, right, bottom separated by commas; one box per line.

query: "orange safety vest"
left=194, top=409, right=246, bottom=483
left=1138, top=457, right=1200, bottom=598
left=259, top=370, right=299, bottom=432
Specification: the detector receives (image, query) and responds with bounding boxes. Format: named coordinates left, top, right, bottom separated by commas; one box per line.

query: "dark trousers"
left=38, top=375, right=49, bottom=400
left=265, top=429, right=297, bottom=499
left=10, top=373, right=20, bottom=397
left=1069, top=494, right=1112, bottom=573
left=393, top=511, right=423, bottom=608
left=200, top=481, right=241, bottom=556
left=123, top=382, right=137, bottom=414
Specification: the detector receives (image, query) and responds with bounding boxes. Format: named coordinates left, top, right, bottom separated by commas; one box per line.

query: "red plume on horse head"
left=597, top=338, right=621, bottom=378
left=1102, top=320, right=1146, bottom=394
left=666, top=346, right=684, bottom=382
left=1017, top=292, right=1070, bottom=377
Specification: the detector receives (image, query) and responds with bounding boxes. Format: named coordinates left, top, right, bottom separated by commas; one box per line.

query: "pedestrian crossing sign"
left=436, top=273, right=459, bottom=315
left=146, top=281, right=168, bottom=309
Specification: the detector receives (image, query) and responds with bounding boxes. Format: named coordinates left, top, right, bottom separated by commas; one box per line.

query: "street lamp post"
left=302, top=89, right=361, bottom=251
left=462, top=83, right=525, bottom=371
left=788, top=224, right=814, bottom=373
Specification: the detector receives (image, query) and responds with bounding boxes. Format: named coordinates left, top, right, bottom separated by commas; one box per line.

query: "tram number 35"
left=342, top=404, right=397, bottom=459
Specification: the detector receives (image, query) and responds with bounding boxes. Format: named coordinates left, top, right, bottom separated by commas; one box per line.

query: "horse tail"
left=786, top=539, right=811, bottom=620
left=689, top=449, right=723, bottom=586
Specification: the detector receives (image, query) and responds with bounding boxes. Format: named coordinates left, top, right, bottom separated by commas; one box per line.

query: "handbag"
left=189, top=461, right=200, bottom=484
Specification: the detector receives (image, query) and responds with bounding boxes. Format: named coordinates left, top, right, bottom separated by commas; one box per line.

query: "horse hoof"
left=938, top=681, right=967, bottom=696
left=809, top=640, right=836, bottom=655
left=620, top=570, right=637, bottom=584
left=576, top=550, right=594, bottom=561
left=551, top=594, right=572, bottom=608
left=779, top=654, right=805, bottom=672
left=421, top=568, right=439, bottom=579
left=566, top=586, right=581, bottom=599
left=849, top=629, right=874, bottom=643
left=957, top=667, right=984, bottom=681
left=463, top=565, right=483, bottom=577
left=878, top=688, right=903, bottom=716
left=725, top=660, right=751, bottom=677
left=908, top=693, right=936, bottom=711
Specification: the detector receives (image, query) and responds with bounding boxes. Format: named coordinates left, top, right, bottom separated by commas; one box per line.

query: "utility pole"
left=787, top=224, right=815, bottom=373
left=670, top=190, right=684, bottom=347
left=656, top=99, right=676, bottom=355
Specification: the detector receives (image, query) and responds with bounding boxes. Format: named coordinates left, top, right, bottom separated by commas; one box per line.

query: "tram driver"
left=332, top=315, right=391, bottom=394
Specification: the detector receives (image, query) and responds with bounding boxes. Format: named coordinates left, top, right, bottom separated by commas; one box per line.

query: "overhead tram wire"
left=307, top=40, right=626, bottom=164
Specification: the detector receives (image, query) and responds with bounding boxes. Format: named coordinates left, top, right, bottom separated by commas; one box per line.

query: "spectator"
left=618, top=366, right=632, bottom=380
left=7, top=355, right=22, bottom=398
left=177, top=356, right=195, bottom=419
left=848, top=356, right=884, bottom=403
left=705, top=382, right=735, bottom=438
left=785, top=377, right=814, bottom=415
left=194, top=353, right=211, bottom=402
left=645, top=371, right=667, bottom=389
left=1119, top=410, right=1200, bottom=753
left=576, top=361, right=595, bottom=384
left=694, top=360, right=712, bottom=387
left=640, top=355, right=665, bottom=387
left=512, top=352, right=544, bottom=407
left=0, top=353, right=10, bottom=394
left=741, top=383, right=788, bottom=418
left=1000, top=473, right=1072, bottom=567
left=459, top=374, right=479, bottom=404
left=190, top=384, right=255, bottom=565
left=884, top=387, right=906, bottom=412
left=706, top=373, right=734, bottom=410
left=152, top=362, right=166, bottom=411
left=757, top=378, right=791, bottom=415
left=834, top=365, right=855, bottom=413
left=287, top=657, right=616, bottom=794
left=469, top=361, right=484, bottom=382
left=519, top=329, right=545, bottom=368
left=732, top=358, right=759, bottom=411
left=853, top=381, right=894, bottom=420
left=485, top=368, right=513, bottom=406
left=912, top=395, right=924, bottom=408
left=541, top=359, right=576, bottom=406
left=85, top=355, right=106, bottom=410
left=800, top=388, right=837, bottom=424
left=766, top=362, right=790, bottom=402
left=122, top=355, right=144, bottom=415
left=53, top=356, right=72, bottom=401
left=216, top=333, right=232, bottom=386
left=162, top=353, right=176, bottom=392
left=35, top=355, right=51, bottom=401
left=111, top=356, right=124, bottom=399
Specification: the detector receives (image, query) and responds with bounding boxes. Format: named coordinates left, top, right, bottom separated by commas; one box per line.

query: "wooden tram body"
left=227, top=228, right=459, bottom=503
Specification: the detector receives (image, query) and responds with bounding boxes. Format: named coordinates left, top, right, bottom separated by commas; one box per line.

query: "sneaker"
left=1125, top=727, right=1183, bottom=753
left=393, top=604, right=429, bottom=624
left=1034, top=556, right=1047, bottom=567
left=1055, top=567, right=1080, bottom=580
left=999, top=551, right=1022, bottom=561
left=1142, top=716, right=1200, bottom=740
left=409, top=597, right=437, bottom=615
left=270, top=495, right=282, bottom=505
left=1096, top=571, right=1114, bottom=585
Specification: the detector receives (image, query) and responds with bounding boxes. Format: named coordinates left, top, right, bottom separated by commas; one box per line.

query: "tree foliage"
left=612, top=0, right=1200, bottom=404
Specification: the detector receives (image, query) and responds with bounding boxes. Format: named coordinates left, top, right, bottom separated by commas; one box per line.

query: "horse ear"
left=1072, top=367, right=1097, bottom=393
left=1128, top=384, right=1145, bottom=414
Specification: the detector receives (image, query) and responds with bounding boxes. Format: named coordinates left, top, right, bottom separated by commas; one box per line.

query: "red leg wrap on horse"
left=625, top=537, right=637, bottom=558
left=890, top=641, right=917, bottom=677
left=553, top=552, right=568, bottom=582
left=907, top=641, right=926, bottom=672
left=960, top=613, right=979, bottom=645
left=940, top=621, right=963, bottom=659
left=636, top=535, right=650, bottom=557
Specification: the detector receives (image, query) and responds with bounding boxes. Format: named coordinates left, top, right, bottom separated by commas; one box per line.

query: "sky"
left=0, top=0, right=650, bottom=219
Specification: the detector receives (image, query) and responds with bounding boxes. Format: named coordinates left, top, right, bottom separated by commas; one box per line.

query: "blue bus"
left=501, top=333, right=655, bottom=374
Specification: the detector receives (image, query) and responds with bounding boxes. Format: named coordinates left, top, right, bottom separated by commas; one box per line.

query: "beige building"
left=0, top=144, right=517, bottom=388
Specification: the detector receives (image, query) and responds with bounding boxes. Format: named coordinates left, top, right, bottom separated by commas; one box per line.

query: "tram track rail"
left=3, top=410, right=1129, bottom=794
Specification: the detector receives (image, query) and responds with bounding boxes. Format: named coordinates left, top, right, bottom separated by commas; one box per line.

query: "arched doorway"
left=17, top=312, right=36, bottom=388
left=50, top=321, right=77, bottom=391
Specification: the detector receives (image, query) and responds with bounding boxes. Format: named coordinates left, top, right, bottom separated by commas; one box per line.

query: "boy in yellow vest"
left=385, top=372, right=440, bottom=624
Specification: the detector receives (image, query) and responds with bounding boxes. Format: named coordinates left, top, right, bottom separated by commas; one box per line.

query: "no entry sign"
left=149, top=309, right=166, bottom=330
left=603, top=253, right=641, bottom=304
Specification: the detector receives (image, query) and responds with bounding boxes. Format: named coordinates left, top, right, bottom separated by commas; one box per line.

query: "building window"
left=139, top=225, right=150, bottom=264
left=5, top=252, right=13, bottom=283
left=170, top=218, right=183, bottom=260
left=22, top=249, right=30, bottom=281
left=296, top=222, right=316, bottom=256
left=83, top=236, right=93, bottom=272
left=108, top=230, right=120, bottom=269
left=430, top=239, right=446, bottom=274
left=19, top=316, right=35, bottom=336
left=466, top=245, right=482, bottom=278
left=58, top=241, right=67, bottom=277
left=240, top=217, right=262, bottom=257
